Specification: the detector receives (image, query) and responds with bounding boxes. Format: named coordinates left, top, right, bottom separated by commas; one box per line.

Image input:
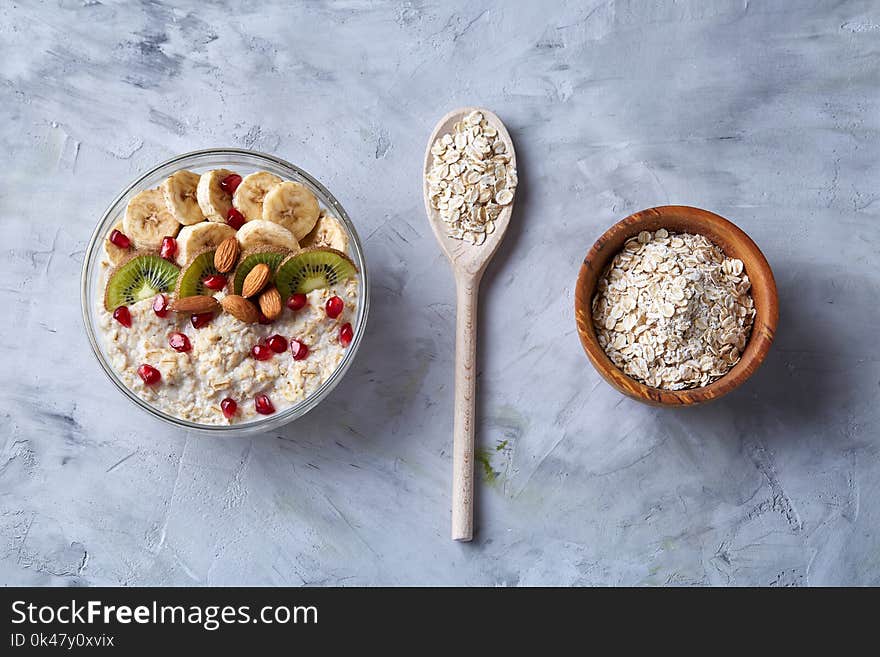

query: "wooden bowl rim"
left=575, top=205, right=778, bottom=406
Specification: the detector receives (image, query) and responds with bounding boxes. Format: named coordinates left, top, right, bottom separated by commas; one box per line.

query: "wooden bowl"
left=575, top=206, right=778, bottom=406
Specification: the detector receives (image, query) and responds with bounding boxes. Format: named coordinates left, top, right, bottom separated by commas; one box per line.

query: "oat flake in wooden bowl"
left=591, top=229, right=755, bottom=390
left=575, top=206, right=778, bottom=406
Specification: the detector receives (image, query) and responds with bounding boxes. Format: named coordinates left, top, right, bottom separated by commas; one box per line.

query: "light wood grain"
left=423, top=107, right=516, bottom=541
left=575, top=205, right=778, bottom=406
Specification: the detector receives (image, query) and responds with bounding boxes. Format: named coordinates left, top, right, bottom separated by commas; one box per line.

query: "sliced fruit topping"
left=267, top=334, right=288, bottom=353
left=220, top=173, right=242, bottom=195
left=176, top=249, right=221, bottom=298
left=339, top=322, right=353, bottom=347
left=105, top=222, right=133, bottom=266
left=174, top=222, right=236, bottom=267
left=202, top=274, right=227, bottom=291
left=104, top=254, right=180, bottom=311
left=325, top=295, right=344, bottom=319
left=196, top=169, right=236, bottom=222
left=123, top=188, right=181, bottom=251
left=161, top=170, right=205, bottom=225
left=227, top=207, right=246, bottom=230
left=233, top=171, right=282, bottom=221
left=290, top=338, right=309, bottom=361
left=231, top=250, right=287, bottom=295
left=251, top=343, right=273, bottom=361
left=300, top=213, right=349, bottom=252
left=261, top=180, right=320, bottom=239
left=160, top=235, right=178, bottom=261
left=137, top=364, right=161, bottom=385
left=168, top=332, right=192, bottom=352
left=152, top=294, right=169, bottom=318
left=255, top=394, right=275, bottom=415
left=191, top=312, right=214, bottom=329
left=113, top=306, right=132, bottom=328
left=109, top=229, right=132, bottom=249
left=236, top=219, right=299, bottom=252
left=274, top=248, right=358, bottom=299
left=286, top=293, right=307, bottom=311
left=221, top=397, right=237, bottom=419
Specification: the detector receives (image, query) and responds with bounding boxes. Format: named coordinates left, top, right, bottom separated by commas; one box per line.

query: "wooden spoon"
left=422, top=107, right=517, bottom=541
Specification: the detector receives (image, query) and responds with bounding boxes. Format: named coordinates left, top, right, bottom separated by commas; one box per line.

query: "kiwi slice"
left=176, top=248, right=220, bottom=298
left=274, top=247, right=358, bottom=299
left=232, top=249, right=288, bottom=295
left=104, top=253, right=179, bottom=311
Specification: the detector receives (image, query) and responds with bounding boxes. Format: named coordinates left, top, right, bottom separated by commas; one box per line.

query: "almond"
left=258, top=286, right=282, bottom=320
left=171, top=295, right=219, bottom=314
left=221, top=295, right=261, bottom=323
left=241, top=263, right=270, bottom=298
left=214, top=236, right=240, bottom=273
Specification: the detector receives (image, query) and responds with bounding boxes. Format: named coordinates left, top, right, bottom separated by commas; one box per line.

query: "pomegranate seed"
left=290, top=338, right=309, bottom=361
left=325, top=296, right=344, bottom=319
left=267, top=334, right=288, bottom=353
left=113, top=306, right=132, bottom=328
left=152, top=294, right=169, bottom=318
left=202, top=274, right=227, bottom=290
left=137, top=364, right=161, bottom=385
left=255, top=394, right=275, bottom=415
left=168, top=331, right=192, bottom=352
left=258, top=312, right=272, bottom=325
left=251, top=343, right=273, bottom=361
left=221, top=397, right=237, bottom=419
left=160, top=236, right=177, bottom=260
left=286, top=293, right=307, bottom=311
left=339, top=322, right=354, bottom=347
left=109, top=229, right=131, bottom=249
left=220, top=173, right=242, bottom=194
left=191, top=312, right=213, bottom=329
left=227, top=207, right=246, bottom=230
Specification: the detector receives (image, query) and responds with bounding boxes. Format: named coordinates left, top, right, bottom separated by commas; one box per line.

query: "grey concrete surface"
left=1, top=0, right=878, bottom=586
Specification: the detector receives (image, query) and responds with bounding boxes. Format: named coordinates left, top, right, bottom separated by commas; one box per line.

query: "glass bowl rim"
left=80, top=147, right=370, bottom=434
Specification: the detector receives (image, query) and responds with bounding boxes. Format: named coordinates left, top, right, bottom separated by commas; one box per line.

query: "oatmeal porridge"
left=97, top=165, right=359, bottom=424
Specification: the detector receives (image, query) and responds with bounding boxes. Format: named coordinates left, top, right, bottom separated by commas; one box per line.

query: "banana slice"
left=261, top=181, right=320, bottom=239
left=236, top=220, right=299, bottom=252
left=175, top=222, right=237, bottom=266
left=197, top=169, right=236, bottom=222
left=123, top=188, right=181, bottom=250
left=232, top=172, right=282, bottom=222
left=299, top=212, right=349, bottom=252
left=162, top=170, right=205, bottom=225
left=103, top=221, right=131, bottom=266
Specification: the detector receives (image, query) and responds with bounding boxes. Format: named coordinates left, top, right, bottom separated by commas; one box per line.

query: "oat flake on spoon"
left=425, top=110, right=517, bottom=246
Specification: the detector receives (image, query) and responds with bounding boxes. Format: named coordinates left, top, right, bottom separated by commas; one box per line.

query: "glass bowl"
left=81, top=148, right=369, bottom=434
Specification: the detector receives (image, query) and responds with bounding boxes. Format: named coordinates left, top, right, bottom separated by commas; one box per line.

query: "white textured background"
left=1, top=0, right=879, bottom=585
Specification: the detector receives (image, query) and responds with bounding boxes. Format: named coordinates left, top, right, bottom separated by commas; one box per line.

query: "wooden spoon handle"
left=452, top=271, right=480, bottom=541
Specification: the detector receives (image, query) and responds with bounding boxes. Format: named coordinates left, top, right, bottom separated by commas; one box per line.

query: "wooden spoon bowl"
left=423, top=108, right=517, bottom=274
left=575, top=206, right=778, bottom=406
